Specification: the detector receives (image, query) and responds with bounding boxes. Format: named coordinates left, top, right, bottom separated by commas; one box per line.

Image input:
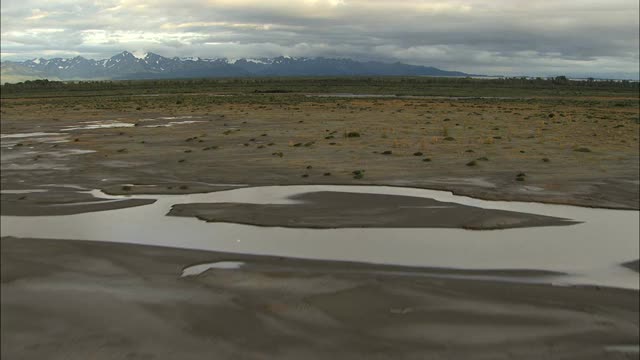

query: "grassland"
left=1, top=77, right=639, bottom=208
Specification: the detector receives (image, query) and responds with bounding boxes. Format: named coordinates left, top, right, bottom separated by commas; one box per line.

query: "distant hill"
left=0, top=51, right=471, bottom=83
left=0, top=62, right=62, bottom=84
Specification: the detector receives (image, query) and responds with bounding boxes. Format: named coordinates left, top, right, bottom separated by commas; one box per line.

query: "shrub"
left=352, top=170, right=365, bottom=179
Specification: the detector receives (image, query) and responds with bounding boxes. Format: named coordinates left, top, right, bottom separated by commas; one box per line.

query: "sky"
left=1, top=0, right=639, bottom=78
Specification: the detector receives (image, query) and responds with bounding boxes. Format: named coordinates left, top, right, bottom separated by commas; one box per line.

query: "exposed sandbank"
left=2, top=237, right=637, bottom=360
left=168, top=190, right=579, bottom=230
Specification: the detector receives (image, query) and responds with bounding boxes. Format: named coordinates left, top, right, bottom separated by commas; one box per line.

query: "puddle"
left=1, top=132, right=64, bottom=139
left=61, top=122, right=135, bottom=131
left=521, top=186, right=545, bottom=192
left=1, top=189, right=48, bottom=194
left=143, top=120, right=204, bottom=128
left=1, top=148, right=95, bottom=171
left=46, top=149, right=96, bottom=157
left=101, top=160, right=152, bottom=168
left=181, top=261, right=245, bottom=277
left=1, top=133, right=70, bottom=148
left=604, top=345, right=640, bottom=353
left=157, top=116, right=198, bottom=120
left=1, top=163, right=71, bottom=171
left=1, top=185, right=638, bottom=289
left=138, top=116, right=200, bottom=123
left=40, top=184, right=89, bottom=190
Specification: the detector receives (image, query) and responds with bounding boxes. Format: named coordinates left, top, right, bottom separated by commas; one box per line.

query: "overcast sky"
left=1, top=0, right=638, bottom=78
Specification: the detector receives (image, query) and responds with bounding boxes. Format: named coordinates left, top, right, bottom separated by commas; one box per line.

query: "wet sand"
left=2, top=237, right=638, bottom=360
left=1, top=190, right=155, bottom=216
left=169, top=190, right=579, bottom=229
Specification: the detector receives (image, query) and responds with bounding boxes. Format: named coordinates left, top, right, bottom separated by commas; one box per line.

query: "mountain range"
left=0, top=51, right=471, bottom=83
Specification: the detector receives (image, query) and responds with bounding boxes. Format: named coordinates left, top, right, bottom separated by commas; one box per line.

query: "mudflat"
left=1, top=189, right=155, bottom=215
left=2, top=237, right=638, bottom=360
left=168, top=190, right=579, bottom=229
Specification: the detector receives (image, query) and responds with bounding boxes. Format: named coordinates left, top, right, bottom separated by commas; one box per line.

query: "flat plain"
left=1, top=77, right=639, bottom=359
left=1, top=77, right=639, bottom=208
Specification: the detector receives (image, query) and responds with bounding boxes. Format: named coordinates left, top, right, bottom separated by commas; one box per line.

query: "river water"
left=1, top=185, right=638, bottom=289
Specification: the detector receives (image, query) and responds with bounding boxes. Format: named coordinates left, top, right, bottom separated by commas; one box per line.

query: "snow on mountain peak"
left=133, top=52, right=147, bottom=60
left=6, top=51, right=470, bottom=80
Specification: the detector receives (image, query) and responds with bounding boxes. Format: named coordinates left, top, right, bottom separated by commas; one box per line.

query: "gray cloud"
left=1, top=0, right=638, bottom=78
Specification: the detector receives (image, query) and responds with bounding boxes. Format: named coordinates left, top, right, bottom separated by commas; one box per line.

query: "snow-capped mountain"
left=1, top=51, right=471, bottom=82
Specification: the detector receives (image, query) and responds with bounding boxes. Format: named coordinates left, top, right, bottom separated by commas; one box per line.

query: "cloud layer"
left=2, top=0, right=638, bottom=78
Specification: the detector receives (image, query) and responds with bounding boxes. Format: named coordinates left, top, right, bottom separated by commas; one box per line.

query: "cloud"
left=1, top=0, right=638, bottom=78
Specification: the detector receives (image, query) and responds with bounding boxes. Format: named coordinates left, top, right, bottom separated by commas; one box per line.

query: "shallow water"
left=1, top=189, right=49, bottom=194
left=143, top=120, right=204, bottom=128
left=1, top=133, right=70, bottom=148
left=1, top=148, right=95, bottom=171
left=181, top=261, right=245, bottom=277
left=61, top=122, right=135, bottom=131
left=1, top=185, right=638, bottom=289
left=0, top=132, right=65, bottom=139
left=604, top=345, right=640, bottom=353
